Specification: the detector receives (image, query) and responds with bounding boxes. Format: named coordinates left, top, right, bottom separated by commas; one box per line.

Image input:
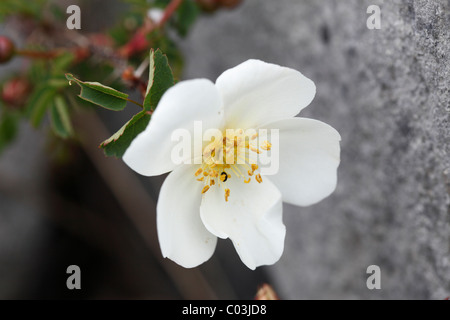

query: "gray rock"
left=180, top=0, right=450, bottom=299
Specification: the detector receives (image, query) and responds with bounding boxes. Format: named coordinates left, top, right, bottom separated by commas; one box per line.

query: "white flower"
left=123, top=60, right=341, bottom=270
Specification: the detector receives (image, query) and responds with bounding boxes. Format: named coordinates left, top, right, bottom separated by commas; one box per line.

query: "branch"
left=159, top=0, right=184, bottom=27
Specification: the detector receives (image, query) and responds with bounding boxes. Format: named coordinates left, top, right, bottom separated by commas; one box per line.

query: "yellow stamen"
left=250, top=145, right=261, bottom=154
left=224, top=188, right=230, bottom=202
left=197, top=176, right=204, bottom=182
left=210, top=170, right=218, bottom=178
left=233, top=164, right=243, bottom=176
left=255, top=174, right=262, bottom=183
left=202, top=185, right=210, bottom=194
left=251, top=164, right=258, bottom=172
left=247, top=170, right=253, bottom=176
left=244, top=178, right=251, bottom=183
left=261, top=141, right=272, bottom=151
left=195, top=168, right=203, bottom=176
left=210, top=179, right=215, bottom=186
left=203, top=170, right=209, bottom=176
left=220, top=172, right=228, bottom=182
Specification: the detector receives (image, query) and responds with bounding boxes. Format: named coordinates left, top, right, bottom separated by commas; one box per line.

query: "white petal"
left=215, top=59, right=316, bottom=129
left=200, top=176, right=285, bottom=270
left=123, top=79, right=223, bottom=176
left=157, top=165, right=217, bottom=268
left=261, top=118, right=341, bottom=207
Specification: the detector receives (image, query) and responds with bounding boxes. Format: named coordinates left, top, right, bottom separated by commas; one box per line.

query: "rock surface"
left=180, top=0, right=450, bottom=299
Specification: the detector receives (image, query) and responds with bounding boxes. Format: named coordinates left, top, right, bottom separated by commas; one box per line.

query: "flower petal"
left=261, top=117, right=341, bottom=207
left=200, top=176, right=285, bottom=270
left=123, top=79, right=223, bottom=176
left=157, top=164, right=217, bottom=268
left=215, top=59, right=316, bottom=129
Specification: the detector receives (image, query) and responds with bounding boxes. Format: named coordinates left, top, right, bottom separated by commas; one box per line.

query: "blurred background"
left=0, top=0, right=449, bottom=299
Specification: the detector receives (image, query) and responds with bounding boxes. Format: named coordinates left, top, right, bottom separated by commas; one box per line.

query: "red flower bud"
left=0, top=36, right=15, bottom=64
left=1, top=78, right=31, bottom=109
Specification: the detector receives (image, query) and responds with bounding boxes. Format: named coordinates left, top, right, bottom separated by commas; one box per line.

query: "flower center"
left=194, top=129, right=271, bottom=202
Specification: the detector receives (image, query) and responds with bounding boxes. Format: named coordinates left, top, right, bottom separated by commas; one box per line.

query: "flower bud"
left=1, top=78, right=31, bottom=109
left=0, top=36, right=15, bottom=64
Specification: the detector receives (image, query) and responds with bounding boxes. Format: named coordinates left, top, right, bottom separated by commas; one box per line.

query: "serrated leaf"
left=65, top=73, right=129, bottom=111
left=100, top=111, right=151, bottom=158
left=175, top=0, right=199, bottom=37
left=50, top=95, right=73, bottom=139
left=143, top=49, right=174, bottom=111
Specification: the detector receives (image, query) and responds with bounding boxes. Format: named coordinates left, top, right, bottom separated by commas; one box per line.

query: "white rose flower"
left=123, top=60, right=341, bottom=270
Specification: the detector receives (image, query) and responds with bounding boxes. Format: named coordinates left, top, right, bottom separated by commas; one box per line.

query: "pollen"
left=202, top=185, right=210, bottom=194
left=224, top=188, right=230, bottom=202
left=195, top=128, right=270, bottom=199
left=250, top=145, right=262, bottom=154
left=220, top=172, right=228, bottom=182
left=261, top=141, right=272, bottom=151
left=210, top=170, right=218, bottom=178
left=195, top=168, right=203, bottom=176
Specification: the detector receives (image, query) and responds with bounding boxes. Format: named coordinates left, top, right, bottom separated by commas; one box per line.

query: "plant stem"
left=15, top=49, right=60, bottom=59
left=126, top=98, right=144, bottom=108
left=159, top=0, right=184, bottom=27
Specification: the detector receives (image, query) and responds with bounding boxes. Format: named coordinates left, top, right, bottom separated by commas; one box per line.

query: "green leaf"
left=65, top=73, right=129, bottom=111
left=52, top=52, right=75, bottom=75
left=100, top=110, right=151, bottom=158
left=154, top=0, right=171, bottom=7
left=143, top=49, right=174, bottom=111
left=0, top=111, right=19, bottom=154
left=50, top=95, right=73, bottom=139
left=175, top=0, right=199, bottom=37
left=27, top=85, right=57, bottom=127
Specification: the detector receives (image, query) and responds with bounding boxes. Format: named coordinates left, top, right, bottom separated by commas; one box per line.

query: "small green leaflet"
left=27, top=85, right=58, bottom=128
left=143, top=49, right=174, bottom=111
left=100, top=48, right=175, bottom=158
left=50, top=95, right=73, bottom=139
left=0, top=111, right=18, bottom=154
left=65, top=73, right=129, bottom=111
left=100, top=111, right=151, bottom=158
left=175, top=0, right=199, bottom=37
